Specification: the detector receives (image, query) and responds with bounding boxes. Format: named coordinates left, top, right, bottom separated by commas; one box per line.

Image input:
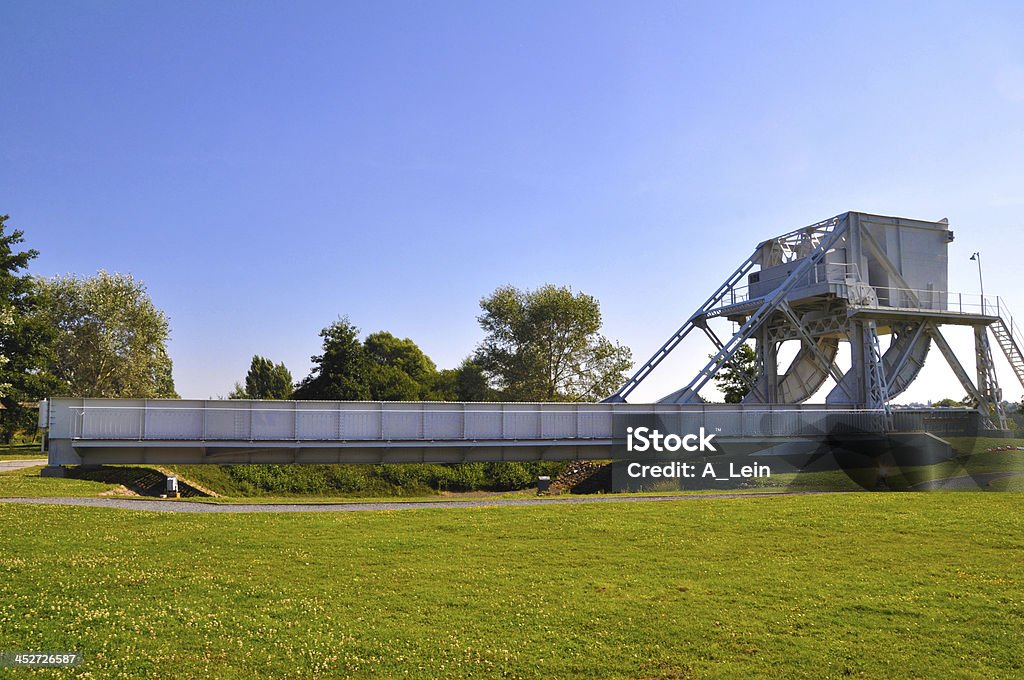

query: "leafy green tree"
left=364, top=332, right=437, bottom=384
left=365, top=364, right=422, bottom=401
left=433, top=359, right=494, bottom=401
left=712, top=343, right=757, bottom=403
left=0, top=215, right=56, bottom=441
left=295, top=321, right=479, bottom=402
left=364, top=331, right=438, bottom=400
left=36, top=271, right=178, bottom=398
left=230, top=355, right=293, bottom=399
left=293, top=318, right=371, bottom=400
left=474, top=284, right=632, bottom=401
left=1011, top=399, right=1024, bottom=436
left=451, top=360, right=492, bottom=401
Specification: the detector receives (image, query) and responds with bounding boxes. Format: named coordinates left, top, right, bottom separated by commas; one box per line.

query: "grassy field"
left=3, top=440, right=1023, bottom=502
left=755, top=448, right=1024, bottom=492
left=0, top=465, right=787, bottom=504
left=1, top=494, right=1021, bottom=678
left=0, top=466, right=125, bottom=497
left=945, top=436, right=1024, bottom=455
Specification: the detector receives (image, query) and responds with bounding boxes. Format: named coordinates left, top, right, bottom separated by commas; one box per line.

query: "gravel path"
left=0, top=459, right=48, bottom=471
left=0, top=492, right=823, bottom=513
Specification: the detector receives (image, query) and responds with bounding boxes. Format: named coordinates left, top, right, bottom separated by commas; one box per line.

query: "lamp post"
left=970, top=252, right=985, bottom=314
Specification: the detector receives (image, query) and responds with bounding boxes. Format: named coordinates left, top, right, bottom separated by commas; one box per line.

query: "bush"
left=179, top=460, right=571, bottom=497
left=483, top=462, right=533, bottom=491
left=445, top=463, right=487, bottom=491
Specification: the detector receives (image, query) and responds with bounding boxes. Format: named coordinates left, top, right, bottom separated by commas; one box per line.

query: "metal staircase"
left=991, top=297, right=1024, bottom=390
left=601, top=253, right=759, bottom=402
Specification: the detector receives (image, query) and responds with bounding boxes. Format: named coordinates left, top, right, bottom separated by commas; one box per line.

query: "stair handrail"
left=997, top=296, right=1024, bottom=350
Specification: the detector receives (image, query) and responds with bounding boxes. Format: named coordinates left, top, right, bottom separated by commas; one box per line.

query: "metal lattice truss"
left=606, top=212, right=1024, bottom=432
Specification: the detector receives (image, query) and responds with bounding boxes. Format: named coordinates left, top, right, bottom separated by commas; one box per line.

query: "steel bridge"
left=39, top=211, right=1024, bottom=472
left=42, top=399, right=968, bottom=467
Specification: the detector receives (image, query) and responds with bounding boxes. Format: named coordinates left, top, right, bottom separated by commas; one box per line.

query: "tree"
left=433, top=359, right=494, bottom=402
left=365, top=363, right=422, bottom=401
left=474, top=284, right=632, bottom=401
left=1011, top=399, right=1024, bottom=436
left=364, top=331, right=438, bottom=400
left=293, top=317, right=371, bottom=400
left=230, top=356, right=293, bottom=399
left=295, top=319, right=495, bottom=402
left=0, top=215, right=56, bottom=441
left=712, top=343, right=757, bottom=403
left=451, top=360, right=492, bottom=401
left=36, top=271, right=178, bottom=398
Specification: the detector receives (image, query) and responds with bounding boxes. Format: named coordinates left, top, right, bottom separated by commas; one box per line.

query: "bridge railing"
left=48, top=399, right=940, bottom=443
left=64, top=401, right=620, bottom=442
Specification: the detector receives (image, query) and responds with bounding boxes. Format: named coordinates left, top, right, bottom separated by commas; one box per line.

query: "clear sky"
left=2, top=1, right=1023, bottom=403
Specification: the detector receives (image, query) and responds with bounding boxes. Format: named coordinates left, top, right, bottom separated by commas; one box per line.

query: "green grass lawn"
left=0, top=465, right=782, bottom=504
left=0, top=466, right=125, bottom=497
left=753, top=448, right=1024, bottom=492
left=945, top=436, right=1024, bottom=455
left=0, top=494, right=1021, bottom=678
left=4, top=449, right=1023, bottom=503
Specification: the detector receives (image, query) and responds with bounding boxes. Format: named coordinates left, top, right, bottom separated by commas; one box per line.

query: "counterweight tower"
left=606, top=212, right=1024, bottom=431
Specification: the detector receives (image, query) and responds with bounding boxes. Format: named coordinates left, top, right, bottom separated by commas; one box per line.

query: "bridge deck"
left=41, top=398, right=975, bottom=466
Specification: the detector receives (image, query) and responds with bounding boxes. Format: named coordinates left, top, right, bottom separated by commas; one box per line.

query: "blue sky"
left=2, top=1, right=1023, bottom=403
